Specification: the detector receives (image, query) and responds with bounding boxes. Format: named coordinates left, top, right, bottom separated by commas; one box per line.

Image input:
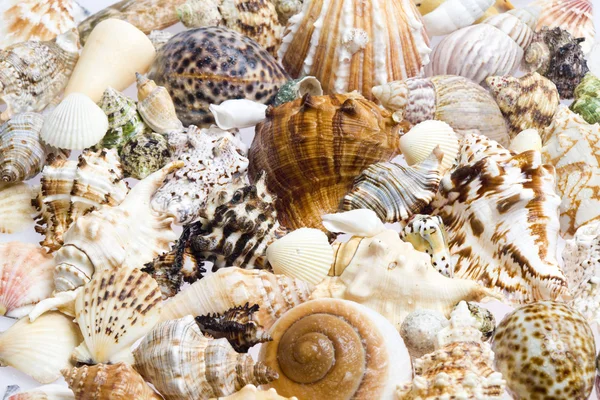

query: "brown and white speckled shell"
left=148, top=27, right=289, bottom=127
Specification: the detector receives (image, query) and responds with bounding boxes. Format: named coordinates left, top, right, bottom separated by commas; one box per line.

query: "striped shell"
left=0, top=183, right=36, bottom=234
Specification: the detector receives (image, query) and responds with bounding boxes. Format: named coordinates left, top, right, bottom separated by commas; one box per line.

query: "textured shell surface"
left=486, top=72, right=560, bottom=137
left=273, top=0, right=303, bottom=24
left=208, top=385, right=297, bottom=400
left=136, top=73, right=183, bottom=134
left=413, top=0, right=514, bottom=19
left=493, top=301, right=596, bottom=399
left=0, top=29, right=80, bottom=121
left=149, top=27, right=289, bottom=127
left=431, top=132, right=568, bottom=303
left=151, top=126, right=249, bottom=224
left=399, top=309, right=449, bottom=359
left=571, top=72, right=600, bottom=125
left=0, top=242, right=54, bottom=318
left=310, top=229, right=496, bottom=330
left=278, top=0, right=430, bottom=100
left=398, top=120, right=459, bottom=172
left=62, top=362, right=162, bottom=400
left=541, top=106, right=600, bottom=237
left=372, top=75, right=510, bottom=146
left=6, top=384, right=75, bottom=400
left=0, top=183, right=36, bottom=234
left=71, top=267, right=162, bottom=365
left=120, top=131, right=170, bottom=180
left=248, top=93, right=400, bottom=231
left=161, top=267, right=314, bottom=330
left=148, top=29, right=174, bottom=51
left=273, top=76, right=323, bottom=106
left=322, top=209, right=387, bottom=238
left=0, top=311, right=82, bottom=384
left=133, top=315, right=278, bottom=400
left=523, top=26, right=574, bottom=75
left=463, top=301, right=496, bottom=341
left=422, top=0, right=494, bottom=36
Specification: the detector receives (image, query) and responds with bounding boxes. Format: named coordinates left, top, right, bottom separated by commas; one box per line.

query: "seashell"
left=28, top=288, right=79, bottom=323
left=136, top=73, right=183, bottom=134
left=279, top=0, right=430, bottom=100
left=258, top=298, right=412, bottom=399
left=571, top=72, right=600, bottom=125
left=400, top=214, right=453, bottom=277
left=532, top=0, right=595, bottom=54
left=341, top=148, right=443, bottom=223
left=147, top=29, right=174, bottom=51
left=249, top=93, right=400, bottom=231
left=209, top=385, right=297, bottom=400
left=273, top=77, right=323, bottom=106
left=509, top=128, right=542, bottom=153
left=33, top=149, right=129, bottom=252
left=590, top=42, right=600, bottom=77
left=541, top=106, right=600, bottom=237
left=95, top=87, right=147, bottom=152
left=0, top=29, right=80, bottom=121
left=210, top=100, right=267, bottom=130
left=372, top=75, right=509, bottom=146
left=0, top=311, right=82, bottom=383
left=486, top=72, right=560, bottom=137
left=0, top=183, right=35, bottom=234
left=414, top=0, right=514, bottom=21
left=6, top=384, right=75, bottom=400
left=161, top=267, right=314, bottom=330
left=493, top=301, right=595, bottom=398
left=310, top=229, right=497, bottom=330
left=71, top=267, right=162, bottom=365
left=397, top=301, right=506, bottom=399
left=322, top=209, right=387, bottom=238
left=422, top=0, right=494, bottom=36
left=77, top=0, right=186, bottom=45
left=134, top=315, right=278, bottom=400
left=266, top=228, right=333, bottom=285
left=398, top=121, right=460, bottom=172
left=65, top=19, right=156, bottom=103
left=399, top=309, right=449, bottom=359
left=177, top=0, right=283, bottom=57
left=149, top=27, right=289, bottom=127
left=425, top=7, right=539, bottom=84
left=462, top=302, right=496, bottom=341
left=195, top=303, right=272, bottom=353
left=152, top=126, right=249, bottom=224
left=62, top=363, right=161, bottom=400
left=52, top=161, right=181, bottom=292
left=120, top=132, right=170, bottom=180
left=0, top=242, right=54, bottom=319
left=40, top=93, right=109, bottom=150
left=272, top=0, right=303, bottom=24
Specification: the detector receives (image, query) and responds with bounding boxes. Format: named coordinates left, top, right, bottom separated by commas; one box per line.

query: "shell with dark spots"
left=120, top=132, right=171, bottom=180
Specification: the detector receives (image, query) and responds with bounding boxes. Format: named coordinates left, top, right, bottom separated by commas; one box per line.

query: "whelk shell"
left=273, top=76, right=323, bottom=106
left=0, top=183, right=36, bottom=234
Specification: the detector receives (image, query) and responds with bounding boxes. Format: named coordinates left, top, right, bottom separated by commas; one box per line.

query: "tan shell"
left=209, top=385, right=297, bottom=400
left=0, top=182, right=36, bottom=234
left=5, top=384, right=75, bottom=399
left=135, top=73, right=183, bottom=134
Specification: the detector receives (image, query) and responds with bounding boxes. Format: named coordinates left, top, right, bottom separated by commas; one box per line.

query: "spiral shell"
left=273, top=77, right=323, bottom=106
left=571, top=72, right=600, bottom=125
left=136, top=73, right=183, bottom=134
left=422, top=0, right=494, bottom=36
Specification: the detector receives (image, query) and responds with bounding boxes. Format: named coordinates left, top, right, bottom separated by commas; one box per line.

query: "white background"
left=0, top=0, right=599, bottom=398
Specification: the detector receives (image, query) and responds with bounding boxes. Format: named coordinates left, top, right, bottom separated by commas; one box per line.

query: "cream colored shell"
left=209, top=385, right=298, bottom=400
left=0, top=183, right=35, bottom=233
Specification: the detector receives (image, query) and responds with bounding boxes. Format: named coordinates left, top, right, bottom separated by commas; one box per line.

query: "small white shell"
left=266, top=228, right=333, bottom=285
left=40, top=93, right=108, bottom=150
left=423, top=0, right=494, bottom=36
left=400, top=309, right=449, bottom=358
left=509, top=129, right=542, bottom=153
left=399, top=120, right=459, bottom=172
left=210, top=99, right=268, bottom=130
left=6, top=384, right=75, bottom=399
left=0, top=183, right=35, bottom=233
left=322, top=209, right=387, bottom=237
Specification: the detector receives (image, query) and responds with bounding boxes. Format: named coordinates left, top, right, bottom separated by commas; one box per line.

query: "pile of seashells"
left=0, top=0, right=599, bottom=398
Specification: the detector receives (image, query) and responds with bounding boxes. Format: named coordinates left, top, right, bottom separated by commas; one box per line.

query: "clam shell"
left=0, top=113, right=47, bottom=183
left=399, top=120, right=459, bottom=172
left=422, top=0, right=494, bottom=36
left=136, top=73, right=183, bottom=134
left=0, top=183, right=35, bottom=234
left=96, top=87, right=147, bottom=151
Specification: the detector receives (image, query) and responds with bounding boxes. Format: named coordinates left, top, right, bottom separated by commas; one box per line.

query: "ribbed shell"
left=136, top=73, right=183, bottom=134
left=209, top=385, right=297, bottom=400
left=571, top=72, right=600, bottom=125
left=248, top=93, right=401, bottom=231
left=422, top=0, right=494, bottom=37
left=0, top=183, right=36, bottom=234
left=133, top=315, right=278, bottom=400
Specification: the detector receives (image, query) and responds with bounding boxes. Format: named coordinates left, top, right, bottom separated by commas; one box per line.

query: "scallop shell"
left=40, top=93, right=109, bottom=150
left=248, top=93, right=400, bottom=231
left=372, top=75, right=509, bottom=146
left=486, top=72, right=560, bottom=137
left=399, top=309, right=449, bottom=359
left=136, top=73, right=183, bottom=134
left=273, top=77, right=323, bottom=106
left=71, top=267, right=162, bottom=365
left=209, top=385, right=297, bottom=400
left=0, top=183, right=35, bottom=234
left=397, top=121, right=459, bottom=172
left=0, top=242, right=54, bottom=318
left=493, top=301, right=595, bottom=399
left=431, top=132, right=568, bottom=303
left=120, top=132, right=170, bottom=180
left=0, top=29, right=80, bottom=121
left=0, top=311, right=82, bottom=383
left=422, top=0, right=494, bottom=36
left=258, top=298, right=412, bottom=400
left=341, top=148, right=444, bottom=223
left=161, top=267, right=313, bottom=331
left=266, top=228, right=333, bottom=285
left=62, top=363, right=162, bottom=400
left=5, top=384, right=75, bottom=400
left=509, top=128, right=542, bottom=153
left=149, top=27, right=289, bottom=127
left=210, top=100, right=267, bottom=130
left=133, top=315, right=278, bottom=400
left=278, top=0, right=430, bottom=100
left=571, top=72, right=600, bottom=125
left=310, top=229, right=496, bottom=330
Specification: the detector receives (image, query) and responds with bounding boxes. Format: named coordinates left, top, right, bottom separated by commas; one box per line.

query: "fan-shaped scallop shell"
left=571, top=72, right=600, bottom=125
left=120, top=131, right=170, bottom=180
left=0, top=183, right=35, bottom=234
left=136, top=73, right=183, bottom=134
left=397, top=121, right=460, bottom=172
left=209, top=385, right=297, bottom=400
left=134, top=315, right=278, bottom=400
left=248, top=93, right=400, bottom=231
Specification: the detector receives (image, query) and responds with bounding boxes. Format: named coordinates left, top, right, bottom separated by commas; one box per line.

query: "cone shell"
left=571, top=72, right=600, bottom=125
left=209, top=385, right=297, bottom=400
left=0, top=311, right=82, bottom=383
left=248, top=93, right=401, bottom=231
left=120, top=131, right=170, bottom=180
left=62, top=362, right=162, bottom=400
left=96, top=87, right=147, bottom=151
left=161, top=267, right=314, bottom=330
left=258, top=298, right=412, bottom=399
left=5, top=384, right=75, bottom=400
left=0, top=183, right=35, bottom=233
left=134, top=315, right=278, bottom=400
left=136, top=73, right=183, bottom=134
left=266, top=228, right=333, bottom=285
left=278, top=0, right=431, bottom=99
left=71, top=267, right=162, bottom=365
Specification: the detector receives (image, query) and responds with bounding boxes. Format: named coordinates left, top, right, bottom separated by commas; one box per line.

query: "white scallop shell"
left=399, top=120, right=459, bottom=172
left=322, top=209, right=387, bottom=237
left=422, top=0, right=494, bottom=36
left=509, top=129, right=542, bottom=153
left=210, top=99, right=268, bottom=130
left=0, top=183, right=35, bottom=233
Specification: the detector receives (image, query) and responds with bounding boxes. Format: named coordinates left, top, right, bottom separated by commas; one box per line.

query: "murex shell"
left=571, top=72, right=600, bottom=125
left=278, top=0, right=431, bottom=100
left=133, top=315, right=278, bottom=400
left=430, top=132, right=568, bottom=303
left=248, top=93, right=401, bottom=231
left=149, top=27, right=289, bottom=127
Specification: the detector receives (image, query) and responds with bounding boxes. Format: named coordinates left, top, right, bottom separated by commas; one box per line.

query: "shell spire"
left=135, top=72, right=183, bottom=134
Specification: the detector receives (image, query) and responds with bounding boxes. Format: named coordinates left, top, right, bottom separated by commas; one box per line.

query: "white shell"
left=400, top=309, right=449, bottom=359
left=0, top=183, right=35, bottom=233
left=40, top=93, right=108, bottom=150
left=399, top=120, right=459, bottom=172
left=6, top=384, right=75, bottom=400
left=210, top=99, right=268, bottom=130
left=322, top=209, right=387, bottom=237
left=266, top=228, right=333, bottom=285
left=422, top=0, right=494, bottom=36
left=28, top=288, right=80, bottom=322
left=509, top=129, right=542, bottom=153
left=588, top=41, right=600, bottom=76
